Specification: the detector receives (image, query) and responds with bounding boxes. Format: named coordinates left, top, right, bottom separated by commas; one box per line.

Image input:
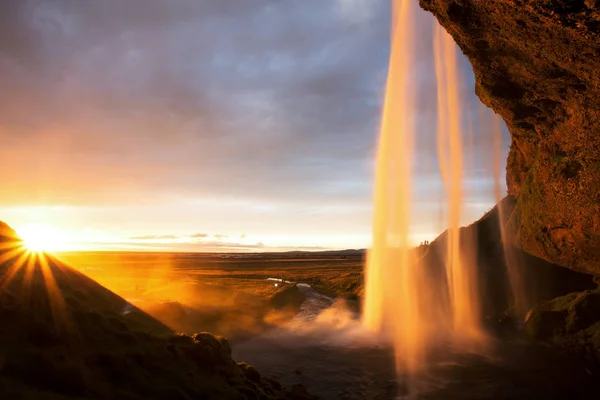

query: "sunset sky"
left=0, top=0, right=510, bottom=252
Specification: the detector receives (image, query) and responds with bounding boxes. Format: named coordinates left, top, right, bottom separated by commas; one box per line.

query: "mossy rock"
left=525, top=309, right=569, bottom=338
left=526, top=290, right=600, bottom=353
left=238, top=362, right=262, bottom=384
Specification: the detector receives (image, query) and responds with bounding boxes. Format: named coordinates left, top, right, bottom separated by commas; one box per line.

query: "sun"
left=18, top=224, right=69, bottom=253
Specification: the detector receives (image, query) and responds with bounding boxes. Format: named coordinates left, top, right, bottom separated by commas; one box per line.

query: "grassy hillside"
left=0, top=222, right=316, bottom=400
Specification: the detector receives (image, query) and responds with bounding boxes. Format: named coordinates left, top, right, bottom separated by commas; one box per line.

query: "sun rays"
left=17, top=223, right=71, bottom=252
left=0, top=240, right=74, bottom=335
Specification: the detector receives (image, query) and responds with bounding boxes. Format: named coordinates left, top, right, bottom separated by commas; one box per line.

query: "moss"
left=513, top=162, right=563, bottom=260
left=526, top=289, right=600, bottom=357
left=514, top=167, right=542, bottom=241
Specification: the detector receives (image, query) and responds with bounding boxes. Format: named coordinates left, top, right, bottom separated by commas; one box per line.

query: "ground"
left=4, top=222, right=600, bottom=399
left=57, top=251, right=365, bottom=341
left=0, top=236, right=321, bottom=399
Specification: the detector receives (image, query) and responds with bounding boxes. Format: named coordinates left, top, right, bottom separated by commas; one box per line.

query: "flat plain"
left=57, top=251, right=364, bottom=341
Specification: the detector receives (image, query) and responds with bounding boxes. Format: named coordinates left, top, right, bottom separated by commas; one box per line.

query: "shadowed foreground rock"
left=525, top=287, right=600, bottom=357
left=0, top=221, right=317, bottom=400
left=419, top=0, right=600, bottom=275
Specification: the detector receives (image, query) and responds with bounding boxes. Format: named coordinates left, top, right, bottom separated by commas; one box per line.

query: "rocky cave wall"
left=419, top=0, right=600, bottom=275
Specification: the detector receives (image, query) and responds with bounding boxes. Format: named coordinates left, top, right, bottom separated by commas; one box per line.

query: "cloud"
left=335, top=0, right=378, bottom=26
left=129, top=232, right=240, bottom=242
left=0, top=0, right=511, bottom=248
left=0, top=0, right=395, bottom=207
left=130, top=234, right=179, bottom=240
left=88, top=239, right=291, bottom=253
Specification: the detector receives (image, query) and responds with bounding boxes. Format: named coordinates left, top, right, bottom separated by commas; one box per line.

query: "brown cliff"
left=419, top=0, right=600, bottom=275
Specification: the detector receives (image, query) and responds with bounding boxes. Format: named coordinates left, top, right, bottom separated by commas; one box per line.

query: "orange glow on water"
left=363, top=0, right=425, bottom=378
left=363, top=0, right=487, bottom=388
left=434, top=23, right=485, bottom=348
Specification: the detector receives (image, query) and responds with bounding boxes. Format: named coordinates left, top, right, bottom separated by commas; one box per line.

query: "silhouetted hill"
left=422, top=196, right=596, bottom=322
left=0, top=221, right=19, bottom=242
left=281, top=249, right=365, bottom=257
left=0, top=221, right=317, bottom=399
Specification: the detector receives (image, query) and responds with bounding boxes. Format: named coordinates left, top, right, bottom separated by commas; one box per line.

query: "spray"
left=363, top=0, right=487, bottom=389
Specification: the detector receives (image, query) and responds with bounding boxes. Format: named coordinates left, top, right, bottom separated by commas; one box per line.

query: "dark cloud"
left=0, top=0, right=397, bottom=207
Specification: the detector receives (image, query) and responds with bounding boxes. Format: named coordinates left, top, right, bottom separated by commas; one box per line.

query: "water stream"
left=233, top=282, right=596, bottom=399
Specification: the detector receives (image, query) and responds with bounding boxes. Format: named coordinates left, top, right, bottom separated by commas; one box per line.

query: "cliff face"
left=419, top=0, right=600, bottom=275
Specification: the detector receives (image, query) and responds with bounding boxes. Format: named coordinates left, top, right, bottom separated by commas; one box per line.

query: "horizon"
left=52, top=247, right=367, bottom=255
left=0, top=0, right=509, bottom=252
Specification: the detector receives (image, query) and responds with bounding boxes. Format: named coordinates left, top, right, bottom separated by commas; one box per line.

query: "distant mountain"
left=280, top=249, right=366, bottom=257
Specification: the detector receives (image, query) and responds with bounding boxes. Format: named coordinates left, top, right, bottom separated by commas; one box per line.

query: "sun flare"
left=18, top=224, right=69, bottom=253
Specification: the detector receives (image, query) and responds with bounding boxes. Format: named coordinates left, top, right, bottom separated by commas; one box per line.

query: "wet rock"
left=238, top=362, right=262, bottom=384
left=291, top=384, right=309, bottom=397
left=189, top=332, right=233, bottom=367
left=264, top=376, right=282, bottom=391
left=525, top=289, right=600, bottom=354
left=168, top=333, right=195, bottom=346
left=419, top=0, right=600, bottom=275
left=237, top=385, right=260, bottom=400
left=291, top=383, right=319, bottom=400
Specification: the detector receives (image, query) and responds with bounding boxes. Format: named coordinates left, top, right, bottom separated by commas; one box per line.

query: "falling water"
left=362, top=0, right=423, bottom=375
left=491, top=113, right=530, bottom=318
left=433, top=23, right=485, bottom=348
left=363, top=0, right=487, bottom=386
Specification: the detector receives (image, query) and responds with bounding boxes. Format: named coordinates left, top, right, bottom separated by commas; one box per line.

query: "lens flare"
left=17, top=224, right=69, bottom=253
left=0, top=241, right=74, bottom=337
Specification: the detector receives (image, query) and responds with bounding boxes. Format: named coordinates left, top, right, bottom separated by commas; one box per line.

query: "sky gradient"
left=0, top=0, right=510, bottom=252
